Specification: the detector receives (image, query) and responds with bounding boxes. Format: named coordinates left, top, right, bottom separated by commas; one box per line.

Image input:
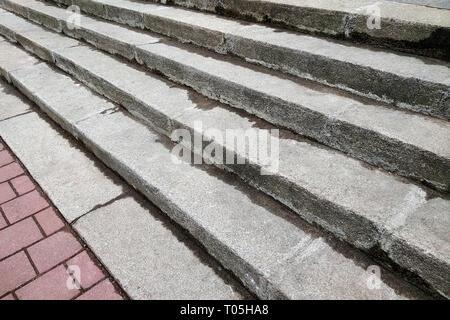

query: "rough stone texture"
left=0, top=39, right=38, bottom=83
left=74, top=197, right=245, bottom=299
left=142, top=0, right=450, bottom=59
left=0, top=5, right=445, bottom=295
left=0, top=83, right=251, bottom=301
left=0, top=109, right=124, bottom=222
left=0, top=6, right=448, bottom=192
left=0, top=25, right=448, bottom=296
left=0, top=48, right=429, bottom=299
left=386, top=0, right=450, bottom=9
left=381, top=198, right=450, bottom=298
left=9, top=62, right=116, bottom=134
left=27, top=0, right=450, bottom=118
left=0, top=78, right=31, bottom=120
left=60, top=104, right=429, bottom=300
left=0, top=9, right=39, bottom=42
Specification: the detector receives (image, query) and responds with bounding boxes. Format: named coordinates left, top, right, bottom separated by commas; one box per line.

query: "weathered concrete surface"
left=0, top=82, right=250, bottom=300
left=0, top=39, right=39, bottom=82
left=0, top=78, right=30, bottom=120
left=385, top=0, right=450, bottom=9
left=142, top=0, right=450, bottom=59
left=0, top=112, right=124, bottom=223
left=0, top=39, right=443, bottom=298
left=74, top=197, right=247, bottom=300
left=0, top=18, right=449, bottom=294
left=0, top=9, right=449, bottom=192
left=10, top=0, right=449, bottom=119
left=13, top=68, right=427, bottom=299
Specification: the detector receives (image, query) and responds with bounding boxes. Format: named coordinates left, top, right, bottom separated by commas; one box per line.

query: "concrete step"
left=10, top=0, right=450, bottom=120
left=139, top=0, right=450, bottom=60
left=0, top=5, right=449, bottom=193
left=0, top=41, right=431, bottom=299
left=0, top=20, right=449, bottom=297
left=0, top=78, right=249, bottom=300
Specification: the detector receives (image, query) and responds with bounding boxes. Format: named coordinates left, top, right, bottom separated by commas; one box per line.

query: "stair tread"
left=0, top=81, right=247, bottom=299
left=77, top=0, right=450, bottom=82
left=5, top=0, right=449, bottom=119
left=0, top=14, right=448, bottom=296
left=0, top=45, right=427, bottom=298
left=0, top=6, right=449, bottom=191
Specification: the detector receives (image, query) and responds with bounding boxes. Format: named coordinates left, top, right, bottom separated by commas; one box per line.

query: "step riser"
left=6, top=74, right=285, bottom=300
left=46, top=51, right=450, bottom=299
left=0, top=49, right=433, bottom=299
left=46, top=0, right=450, bottom=120
left=1, top=4, right=449, bottom=297
left=1, top=2, right=449, bottom=193
left=38, top=36, right=382, bottom=250
left=1, top=23, right=449, bottom=297
left=143, top=0, right=450, bottom=61
left=134, top=48, right=450, bottom=192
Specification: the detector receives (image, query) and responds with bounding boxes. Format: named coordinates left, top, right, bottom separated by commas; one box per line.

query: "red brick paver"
left=76, top=279, right=123, bottom=300
left=0, top=217, right=43, bottom=260
left=16, top=265, right=80, bottom=300
left=0, top=215, right=7, bottom=230
left=0, top=162, right=24, bottom=183
left=67, top=251, right=104, bottom=289
left=1, top=190, right=49, bottom=223
left=0, top=251, right=36, bottom=296
left=28, top=230, right=82, bottom=273
left=0, top=139, right=125, bottom=300
left=0, top=150, right=13, bottom=167
left=0, top=182, right=15, bottom=204
left=35, top=208, right=64, bottom=236
left=11, top=175, right=35, bottom=195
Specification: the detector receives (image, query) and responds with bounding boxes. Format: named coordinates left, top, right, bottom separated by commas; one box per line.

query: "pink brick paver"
left=0, top=162, right=23, bottom=183
left=0, top=182, right=16, bottom=204
left=0, top=150, right=14, bottom=167
left=0, top=217, right=43, bottom=260
left=76, top=279, right=123, bottom=300
left=10, top=175, right=35, bottom=195
left=16, top=265, right=79, bottom=300
left=28, top=230, right=83, bottom=273
left=0, top=140, right=126, bottom=300
left=67, top=251, right=104, bottom=289
left=0, top=251, right=36, bottom=296
left=35, top=207, right=64, bottom=236
left=0, top=215, right=7, bottom=230
left=1, top=190, right=49, bottom=223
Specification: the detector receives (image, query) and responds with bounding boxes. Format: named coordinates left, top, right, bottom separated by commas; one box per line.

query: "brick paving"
left=0, top=140, right=126, bottom=300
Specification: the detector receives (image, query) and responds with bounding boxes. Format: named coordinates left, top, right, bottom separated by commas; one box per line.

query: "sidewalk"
left=0, top=139, right=126, bottom=300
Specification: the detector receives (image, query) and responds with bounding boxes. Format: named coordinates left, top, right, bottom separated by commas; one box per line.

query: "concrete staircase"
left=0, top=0, right=448, bottom=299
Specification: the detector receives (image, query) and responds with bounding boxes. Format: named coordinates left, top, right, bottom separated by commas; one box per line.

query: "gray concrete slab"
left=0, top=11, right=447, bottom=296
left=56, top=95, right=430, bottom=300
left=74, top=197, right=246, bottom=300
left=0, top=110, right=124, bottom=222
left=138, top=0, right=450, bottom=56
left=0, top=80, right=250, bottom=300
left=4, top=0, right=449, bottom=118
left=0, top=39, right=38, bottom=82
left=386, top=0, right=450, bottom=9
left=0, top=78, right=31, bottom=120
left=1, top=9, right=449, bottom=192
left=0, top=47, right=428, bottom=298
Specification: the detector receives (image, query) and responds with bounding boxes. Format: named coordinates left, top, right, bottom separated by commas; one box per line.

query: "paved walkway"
left=0, top=139, right=126, bottom=300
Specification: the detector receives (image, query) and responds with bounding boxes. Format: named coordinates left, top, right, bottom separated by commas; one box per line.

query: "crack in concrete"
left=70, top=192, right=130, bottom=225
